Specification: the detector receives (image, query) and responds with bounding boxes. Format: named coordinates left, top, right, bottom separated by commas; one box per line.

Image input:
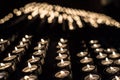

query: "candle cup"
left=94, top=48, right=104, bottom=54
left=24, top=35, right=32, bottom=40
left=89, top=40, right=98, bottom=44
left=76, top=51, right=89, bottom=61
left=34, top=44, right=45, bottom=51
left=96, top=52, right=107, bottom=63
left=59, top=38, right=68, bottom=44
left=81, top=64, right=97, bottom=76
left=0, top=62, right=15, bottom=73
left=12, top=47, right=25, bottom=61
left=108, top=52, right=120, bottom=60
left=103, top=66, right=120, bottom=79
left=38, top=39, right=48, bottom=46
left=91, top=44, right=101, bottom=49
left=0, top=72, right=9, bottom=80
left=111, top=75, right=120, bottom=80
left=56, top=42, right=67, bottom=49
left=20, top=74, right=38, bottom=80
left=105, top=48, right=116, bottom=54
left=55, top=53, right=68, bottom=60
left=0, top=39, right=10, bottom=48
left=21, top=38, right=31, bottom=45
left=33, top=50, right=45, bottom=58
left=57, top=48, right=68, bottom=54
left=114, top=59, right=120, bottom=67
left=17, top=42, right=29, bottom=50
left=79, top=57, right=94, bottom=68
left=22, top=64, right=41, bottom=76
left=54, top=69, right=72, bottom=80
left=57, top=60, right=71, bottom=71
left=3, top=54, right=19, bottom=66
left=83, top=73, right=101, bottom=80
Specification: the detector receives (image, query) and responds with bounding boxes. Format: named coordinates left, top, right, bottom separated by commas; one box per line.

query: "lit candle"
left=57, top=42, right=67, bottom=48
left=60, top=38, right=67, bottom=44
left=25, top=35, right=32, bottom=39
left=22, top=62, right=38, bottom=73
left=84, top=74, right=101, bottom=80
left=20, top=75, right=38, bottom=80
left=77, top=52, right=88, bottom=58
left=27, top=56, right=40, bottom=65
left=12, top=47, right=25, bottom=56
left=39, top=39, right=48, bottom=45
left=109, top=51, right=120, bottom=59
left=0, top=72, right=8, bottom=80
left=22, top=38, right=29, bottom=44
left=57, top=59, right=70, bottom=68
left=106, top=48, right=116, bottom=53
left=56, top=53, right=68, bottom=60
left=0, top=39, right=10, bottom=46
left=55, top=70, right=70, bottom=79
left=91, top=44, right=101, bottom=49
left=0, top=62, right=15, bottom=72
left=34, top=43, right=44, bottom=50
left=80, top=57, right=93, bottom=64
left=106, top=66, right=120, bottom=74
left=114, top=59, right=120, bottom=66
left=96, top=52, right=107, bottom=59
left=94, top=48, right=104, bottom=53
left=3, top=53, right=18, bottom=62
left=101, top=58, right=113, bottom=65
left=57, top=48, right=67, bottom=54
left=112, top=76, right=120, bottom=80
left=89, top=40, right=98, bottom=44
left=17, top=41, right=28, bottom=49
left=82, top=64, right=96, bottom=72
left=33, top=50, right=45, bottom=57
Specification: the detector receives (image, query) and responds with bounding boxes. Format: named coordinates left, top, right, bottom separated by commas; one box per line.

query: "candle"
left=0, top=62, right=15, bottom=73
left=0, top=39, right=10, bottom=46
left=106, top=66, right=120, bottom=74
left=82, top=64, right=96, bottom=72
left=60, top=38, right=67, bottom=44
left=106, top=48, right=116, bottom=53
left=101, top=58, right=113, bottom=65
left=22, top=38, right=30, bottom=44
left=114, top=59, right=120, bottom=66
left=57, top=48, right=67, bottom=54
left=39, top=39, right=48, bottom=45
left=84, top=74, right=101, bottom=80
left=96, top=52, right=107, bottom=60
left=20, top=75, right=38, bottom=80
left=55, top=70, right=70, bottom=79
left=34, top=43, right=44, bottom=50
left=56, top=53, right=68, bottom=60
left=56, top=42, right=67, bottom=48
left=80, top=57, right=93, bottom=64
left=89, top=40, right=98, bottom=44
left=0, top=72, right=8, bottom=80
left=57, top=59, right=70, bottom=68
left=3, top=53, right=18, bottom=63
left=17, top=41, right=28, bottom=49
left=112, top=76, right=120, bottom=80
left=109, top=52, right=120, bottom=59
left=91, top=44, right=101, bottom=49
left=94, top=48, right=104, bottom=53
left=27, top=56, right=41, bottom=65
left=33, top=50, right=45, bottom=58
left=12, top=47, right=25, bottom=54
left=77, top=51, right=88, bottom=58
left=22, top=62, right=38, bottom=73
left=25, top=35, right=32, bottom=39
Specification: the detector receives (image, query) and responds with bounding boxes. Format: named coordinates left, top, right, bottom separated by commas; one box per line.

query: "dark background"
left=0, top=0, right=120, bottom=21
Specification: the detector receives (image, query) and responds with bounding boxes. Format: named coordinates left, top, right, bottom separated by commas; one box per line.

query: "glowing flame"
left=28, top=62, right=32, bottom=68
left=20, top=42, right=23, bottom=45
left=61, top=59, right=64, bottom=64
left=15, top=47, right=18, bottom=51
left=89, top=74, right=93, bottom=79
left=0, top=39, right=4, bottom=42
left=32, top=56, right=35, bottom=59
left=8, top=53, right=11, bottom=57
left=59, top=53, right=62, bottom=57
left=115, top=76, right=120, bottom=80
left=0, top=63, right=5, bottom=66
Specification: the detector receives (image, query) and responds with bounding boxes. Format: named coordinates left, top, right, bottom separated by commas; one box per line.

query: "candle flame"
left=24, top=76, right=30, bottom=79
left=118, top=59, right=120, bottom=62
left=59, top=53, right=62, bottom=57
left=84, top=57, right=88, bottom=60
left=110, top=67, right=115, bottom=71
left=60, top=38, right=64, bottom=43
left=80, top=52, right=84, bottom=55
left=0, top=63, right=5, bottom=66
left=38, top=43, right=42, bottom=48
left=61, top=59, right=64, bottom=64
left=89, top=74, right=93, bottom=79
left=8, top=53, right=11, bottom=57
left=87, top=64, right=90, bottom=68
left=112, top=51, right=116, bottom=55
left=28, top=62, right=32, bottom=68
left=99, top=52, right=103, bottom=56
left=58, top=42, right=62, bottom=46
left=38, top=50, right=41, bottom=53
left=115, top=76, right=120, bottom=80
left=60, top=70, right=65, bottom=74
left=25, top=35, right=29, bottom=38
left=105, top=58, right=109, bottom=62
left=60, top=48, right=64, bottom=52
left=41, top=39, right=45, bottom=43
left=32, top=56, right=35, bottom=59
left=20, top=42, right=23, bottom=45
left=107, top=48, right=111, bottom=52
left=15, top=47, right=18, bottom=51
left=22, top=38, right=26, bottom=42
left=0, top=39, right=3, bottom=42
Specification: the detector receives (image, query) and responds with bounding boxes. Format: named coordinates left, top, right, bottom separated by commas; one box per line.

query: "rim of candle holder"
left=105, top=66, right=120, bottom=74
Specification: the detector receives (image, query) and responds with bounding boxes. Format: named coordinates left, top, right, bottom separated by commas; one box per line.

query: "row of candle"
left=89, top=40, right=120, bottom=80
left=54, top=38, right=72, bottom=80
left=0, top=38, right=10, bottom=52
left=20, top=38, right=49, bottom=80
left=1, top=2, right=120, bottom=30
left=0, top=35, right=32, bottom=80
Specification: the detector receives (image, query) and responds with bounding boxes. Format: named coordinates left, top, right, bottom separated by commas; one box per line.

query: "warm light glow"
left=105, top=58, right=109, bottom=62
left=0, top=63, right=5, bottom=66
left=8, top=53, right=11, bottom=57
left=24, top=76, right=30, bottom=80
left=22, top=38, right=26, bottom=42
left=61, top=59, right=64, bottom=64
left=99, top=52, right=103, bottom=57
left=112, top=51, right=116, bottom=55
left=60, top=70, right=65, bottom=75
left=38, top=43, right=42, bottom=48
left=110, top=67, right=115, bottom=71
left=115, top=76, right=120, bottom=80
left=38, top=50, right=41, bottom=53
left=59, top=53, right=62, bottom=57
left=89, top=74, right=93, bottom=79
left=80, top=52, right=84, bottom=55
left=25, top=35, right=29, bottom=38
left=60, top=48, right=64, bottom=52
left=60, top=38, right=64, bottom=43
left=15, top=47, right=18, bottom=51
left=0, top=39, right=4, bottom=42
left=41, top=39, right=45, bottom=43
left=58, top=42, right=62, bottom=47
left=84, top=57, right=88, bottom=60
left=32, top=56, right=35, bottom=59
left=28, top=62, right=32, bottom=68
left=20, top=42, right=24, bottom=45
left=87, top=64, right=90, bottom=69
